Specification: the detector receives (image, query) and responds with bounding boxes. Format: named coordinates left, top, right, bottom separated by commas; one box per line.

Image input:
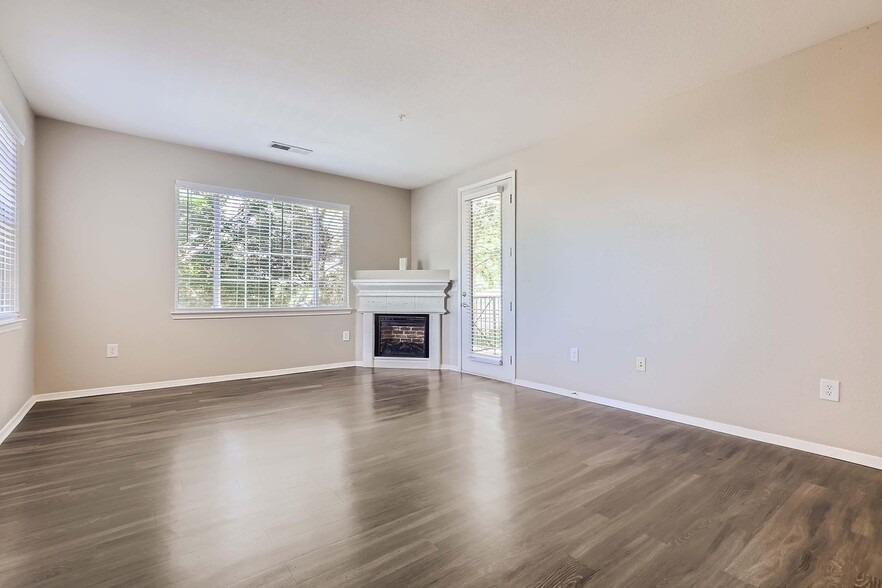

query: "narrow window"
left=0, top=103, right=21, bottom=322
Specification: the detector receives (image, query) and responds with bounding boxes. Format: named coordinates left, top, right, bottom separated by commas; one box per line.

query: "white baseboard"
left=514, top=378, right=882, bottom=471
left=353, top=361, right=460, bottom=371
left=1, top=362, right=359, bottom=445
left=33, top=362, right=358, bottom=403
left=0, top=396, right=36, bottom=445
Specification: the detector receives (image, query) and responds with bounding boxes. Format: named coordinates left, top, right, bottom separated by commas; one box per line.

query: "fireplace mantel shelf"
left=351, top=270, right=451, bottom=315
left=352, top=269, right=451, bottom=369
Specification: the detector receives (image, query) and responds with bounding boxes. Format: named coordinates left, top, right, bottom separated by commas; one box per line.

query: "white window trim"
left=0, top=99, right=24, bottom=330
left=171, top=308, right=352, bottom=320
left=0, top=316, right=25, bottom=334
left=173, top=181, right=351, bottom=318
left=0, top=100, right=25, bottom=144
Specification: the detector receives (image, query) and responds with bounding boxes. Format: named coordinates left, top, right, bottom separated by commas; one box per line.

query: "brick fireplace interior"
left=374, top=314, right=430, bottom=359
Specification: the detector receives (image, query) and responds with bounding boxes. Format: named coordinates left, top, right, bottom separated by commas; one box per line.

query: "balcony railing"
left=471, top=291, right=502, bottom=356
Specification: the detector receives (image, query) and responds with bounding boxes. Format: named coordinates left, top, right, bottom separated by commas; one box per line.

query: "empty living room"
left=2, top=1, right=882, bottom=586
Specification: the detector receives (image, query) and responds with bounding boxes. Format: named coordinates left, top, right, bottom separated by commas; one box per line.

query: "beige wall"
left=35, top=119, right=410, bottom=394
left=0, top=54, right=34, bottom=427
left=412, top=24, right=882, bottom=456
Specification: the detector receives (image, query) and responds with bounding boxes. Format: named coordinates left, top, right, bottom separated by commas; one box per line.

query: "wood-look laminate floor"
left=1, top=368, right=880, bottom=587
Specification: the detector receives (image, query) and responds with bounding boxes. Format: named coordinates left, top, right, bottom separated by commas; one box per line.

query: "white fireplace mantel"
left=352, top=270, right=451, bottom=369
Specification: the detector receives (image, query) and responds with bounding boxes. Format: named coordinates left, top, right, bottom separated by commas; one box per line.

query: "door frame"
left=457, top=170, right=516, bottom=381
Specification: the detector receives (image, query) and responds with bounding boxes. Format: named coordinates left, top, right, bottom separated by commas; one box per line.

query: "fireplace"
left=352, top=269, right=450, bottom=369
left=374, top=314, right=430, bottom=358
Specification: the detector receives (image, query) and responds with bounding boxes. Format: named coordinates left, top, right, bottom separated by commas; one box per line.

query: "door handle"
left=461, top=302, right=470, bottom=308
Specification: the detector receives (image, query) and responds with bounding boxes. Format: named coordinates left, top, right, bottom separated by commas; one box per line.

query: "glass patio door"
left=459, top=172, right=515, bottom=381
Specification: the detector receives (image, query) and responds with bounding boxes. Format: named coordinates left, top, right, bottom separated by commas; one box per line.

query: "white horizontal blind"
left=467, top=193, right=503, bottom=357
left=176, top=182, right=349, bottom=311
left=0, top=109, right=18, bottom=318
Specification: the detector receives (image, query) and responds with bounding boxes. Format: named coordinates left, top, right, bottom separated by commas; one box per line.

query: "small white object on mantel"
left=351, top=269, right=451, bottom=370
left=399, top=257, right=408, bottom=270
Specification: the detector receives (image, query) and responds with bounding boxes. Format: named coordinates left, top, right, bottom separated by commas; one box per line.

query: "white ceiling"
left=1, top=1, right=881, bottom=189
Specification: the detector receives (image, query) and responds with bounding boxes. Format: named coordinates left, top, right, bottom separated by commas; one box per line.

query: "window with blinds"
left=0, top=106, right=20, bottom=320
left=175, top=181, right=349, bottom=312
left=466, top=193, right=503, bottom=358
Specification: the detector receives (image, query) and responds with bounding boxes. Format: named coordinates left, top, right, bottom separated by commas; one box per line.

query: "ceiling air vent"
left=269, top=141, right=313, bottom=155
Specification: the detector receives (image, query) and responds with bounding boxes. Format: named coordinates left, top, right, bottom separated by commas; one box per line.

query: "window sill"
left=171, top=308, right=353, bottom=320
left=0, top=317, right=25, bottom=335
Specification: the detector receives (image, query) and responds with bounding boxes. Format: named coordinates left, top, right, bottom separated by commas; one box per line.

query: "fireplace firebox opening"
left=375, top=314, right=430, bottom=359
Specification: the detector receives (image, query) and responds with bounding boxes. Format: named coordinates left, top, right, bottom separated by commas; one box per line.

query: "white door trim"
left=457, top=170, right=516, bottom=381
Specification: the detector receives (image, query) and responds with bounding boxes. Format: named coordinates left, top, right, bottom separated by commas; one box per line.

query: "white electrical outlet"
left=342, top=331, right=351, bottom=342
left=106, top=344, right=119, bottom=358
left=636, top=356, right=646, bottom=372
left=569, top=347, right=579, bottom=362
left=820, top=379, right=840, bottom=402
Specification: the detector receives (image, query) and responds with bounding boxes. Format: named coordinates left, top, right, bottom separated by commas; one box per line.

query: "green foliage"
left=469, top=196, right=502, bottom=294
left=176, top=190, right=346, bottom=309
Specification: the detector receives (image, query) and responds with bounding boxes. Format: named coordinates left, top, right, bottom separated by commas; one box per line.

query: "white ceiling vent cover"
left=268, top=141, right=313, bottom=155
